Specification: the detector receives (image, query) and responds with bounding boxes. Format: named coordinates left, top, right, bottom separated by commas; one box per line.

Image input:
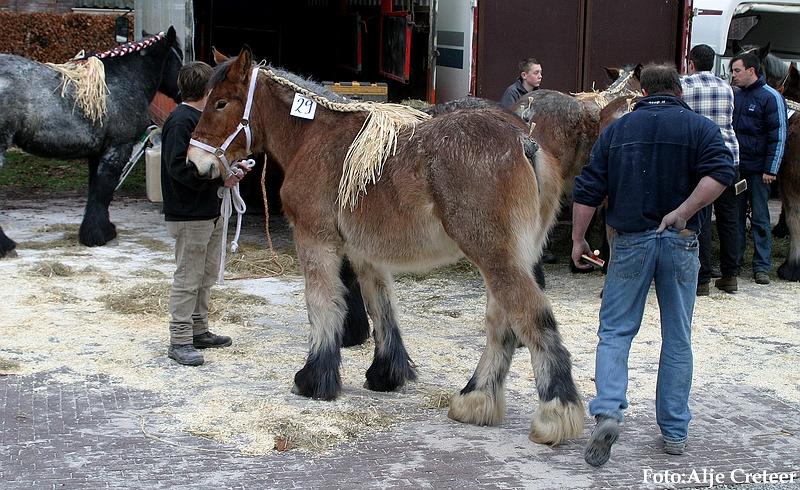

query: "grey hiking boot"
left=664, top=439, right=687, bottom=455
left=754, top=271, right=770, bottom=285
left=168, top=344, right=204, bottom=366
left=193, top=331, right=232, bottom=349
left=584, top=415, right=620, bottom=467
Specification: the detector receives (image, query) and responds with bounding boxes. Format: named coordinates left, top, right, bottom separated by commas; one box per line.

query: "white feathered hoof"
left=528, top=398, right=585, bottom=446
left=447, top=390, right=506, bottom=426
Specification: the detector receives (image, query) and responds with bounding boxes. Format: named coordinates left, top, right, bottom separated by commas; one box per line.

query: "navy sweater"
left=573, top=94, right=735, bottom=233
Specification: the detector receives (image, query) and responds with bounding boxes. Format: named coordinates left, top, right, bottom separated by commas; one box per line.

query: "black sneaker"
left=584, top=415, right=620, bottom=467
left=168, top=344, right=204, bottom=366
left=193, top=331, right=232, bottom=349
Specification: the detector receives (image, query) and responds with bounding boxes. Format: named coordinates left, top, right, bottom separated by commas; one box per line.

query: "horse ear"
left=212, top=47, right=228, bottom=66
left=732, top=40, right=742, bottom=54
left=604, top=67, right=620, bottom=81
left=790, top=62, right=800, bottom=82
left=167, top=26, right=177, bottom=42
left=230, top=46, right=254, bottom=81
left=758, top=42, right=772, bottom=60
left=633, top=63, right=643, bottom=80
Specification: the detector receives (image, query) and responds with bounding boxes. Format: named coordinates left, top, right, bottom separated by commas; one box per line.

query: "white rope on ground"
left=217, top=158, right=257, bottom=284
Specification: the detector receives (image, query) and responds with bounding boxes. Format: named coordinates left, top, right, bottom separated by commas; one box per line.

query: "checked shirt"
left=682, top=71, right=740, bottom=167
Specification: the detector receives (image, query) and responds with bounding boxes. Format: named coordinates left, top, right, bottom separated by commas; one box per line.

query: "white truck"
left=692, top=0, right=800, bottom=78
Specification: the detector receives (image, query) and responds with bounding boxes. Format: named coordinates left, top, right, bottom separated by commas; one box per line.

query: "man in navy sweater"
left=571, top=64, right=734, bottom=466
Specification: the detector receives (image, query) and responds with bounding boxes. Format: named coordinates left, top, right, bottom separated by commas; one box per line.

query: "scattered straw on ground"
left=1, top=196, right=798, bottom=457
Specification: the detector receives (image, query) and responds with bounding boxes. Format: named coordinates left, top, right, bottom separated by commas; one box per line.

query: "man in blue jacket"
left=730, top=52, right=788, bottom=285
left=571, top=64, right=735, bottom=466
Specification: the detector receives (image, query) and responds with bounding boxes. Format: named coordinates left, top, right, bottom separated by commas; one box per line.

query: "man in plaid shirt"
left=682, top=44, right=741, bottom=295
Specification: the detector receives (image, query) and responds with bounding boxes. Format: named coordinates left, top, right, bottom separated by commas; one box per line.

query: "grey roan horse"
left=0, top=27, right=183, bottom=258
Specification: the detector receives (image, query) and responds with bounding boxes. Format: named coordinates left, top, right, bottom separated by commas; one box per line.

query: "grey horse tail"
left=524, top=137, right=542, bottom=194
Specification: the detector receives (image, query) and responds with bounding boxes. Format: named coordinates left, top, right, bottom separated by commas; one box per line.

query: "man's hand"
left=572, top=239, right=594, bottom=270
left=657, top=210, right=689, bottom=233
left=763, top=173, right=776, bottom=184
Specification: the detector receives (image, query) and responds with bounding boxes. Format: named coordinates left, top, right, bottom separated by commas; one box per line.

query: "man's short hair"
left=690, top=44, right=716, bottom=72
left=639, top=63, right=682, bottom=96
left=519, top=57, right=541, bottom=73
left=729, top=52, right=761, bottom=74
left=177, top=61, right=213, bottom=102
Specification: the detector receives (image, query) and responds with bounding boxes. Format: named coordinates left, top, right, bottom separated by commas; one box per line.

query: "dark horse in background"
left=777, top=62, right=800, bottom=280
left=188, top=47, right=584, bottom=446
left=0, top=27, right=183, bottom=258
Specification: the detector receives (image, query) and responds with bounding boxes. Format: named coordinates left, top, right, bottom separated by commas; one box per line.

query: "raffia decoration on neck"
left=45, top=52, right=109, bottom=125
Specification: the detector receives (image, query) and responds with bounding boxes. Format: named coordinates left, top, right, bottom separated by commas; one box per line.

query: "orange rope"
left=227, top=154, right=289, bottom=280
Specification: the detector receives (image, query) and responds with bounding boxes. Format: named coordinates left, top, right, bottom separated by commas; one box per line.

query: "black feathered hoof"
left=292, top=357, right=341, bottom=400
left=778, top=260, right=800, bottom=281
left=364, top=367, right=404, bottom=392
left=0, top=232, right=18, bottom=259
left=364, top=357, right=417, bottom=392
left=79, top=222, right=118, bottom=247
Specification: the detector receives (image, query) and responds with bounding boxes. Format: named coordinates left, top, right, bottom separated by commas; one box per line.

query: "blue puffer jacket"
left=732, top=76, right=787, bottom=176
left=573, top=94, right=735, bottom=233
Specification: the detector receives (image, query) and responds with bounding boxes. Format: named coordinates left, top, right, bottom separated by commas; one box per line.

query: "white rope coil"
left=217, top=158, right=256, bottom=284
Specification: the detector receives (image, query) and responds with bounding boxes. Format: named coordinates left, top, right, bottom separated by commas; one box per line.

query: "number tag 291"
left=290, top=93, right=317, bottom=119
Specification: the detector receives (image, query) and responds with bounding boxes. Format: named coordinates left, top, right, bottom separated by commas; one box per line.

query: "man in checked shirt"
left=682, top=44, right=742, bottom=295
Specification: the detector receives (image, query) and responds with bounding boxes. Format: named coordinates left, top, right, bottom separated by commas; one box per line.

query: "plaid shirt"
left=681, top=71, right=740, bottom=167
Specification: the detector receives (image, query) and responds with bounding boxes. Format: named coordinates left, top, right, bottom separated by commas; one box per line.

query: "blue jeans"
left=589, top=228, right=699, bottom=443
left=738, top=173, right=772, bottom=273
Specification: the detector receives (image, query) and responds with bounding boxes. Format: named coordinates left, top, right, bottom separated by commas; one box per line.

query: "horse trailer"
left=132, top=1, right=800, bottom=101
left=692, top=0, right=800, bottom=79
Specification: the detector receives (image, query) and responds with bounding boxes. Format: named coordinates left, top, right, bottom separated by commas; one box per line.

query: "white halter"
left=189, top=65, right=260, bottom=176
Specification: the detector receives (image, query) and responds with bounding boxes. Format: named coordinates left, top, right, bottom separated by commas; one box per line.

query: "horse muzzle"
left=186, top=145, right=223, bottom=180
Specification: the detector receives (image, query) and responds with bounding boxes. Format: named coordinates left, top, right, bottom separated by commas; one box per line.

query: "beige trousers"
left=166, top=218, right=224, bottom=345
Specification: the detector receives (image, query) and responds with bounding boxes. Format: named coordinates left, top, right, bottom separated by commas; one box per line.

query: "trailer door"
left=433, top=0, right=475, bottom=103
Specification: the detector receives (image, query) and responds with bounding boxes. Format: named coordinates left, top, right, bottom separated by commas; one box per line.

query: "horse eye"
left=215, top=100, right=227, bottom=110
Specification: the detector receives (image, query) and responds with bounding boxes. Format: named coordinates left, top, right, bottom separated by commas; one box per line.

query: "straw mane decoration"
left=259, top=67, right=432, bottom=210
left=571, top=69, right=642, bottom=110
left=43, top=33, right=167, bottom=125
left=45, top=52, right=109, bottom=125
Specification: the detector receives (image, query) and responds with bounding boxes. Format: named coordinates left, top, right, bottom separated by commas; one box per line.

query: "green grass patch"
left=0, top=149, right=146, bottom=194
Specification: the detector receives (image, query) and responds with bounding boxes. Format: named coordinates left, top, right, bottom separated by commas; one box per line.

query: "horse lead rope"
left=188, top=66, right=260, bottom=284
left=217, top=158, right=255, bottom=284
